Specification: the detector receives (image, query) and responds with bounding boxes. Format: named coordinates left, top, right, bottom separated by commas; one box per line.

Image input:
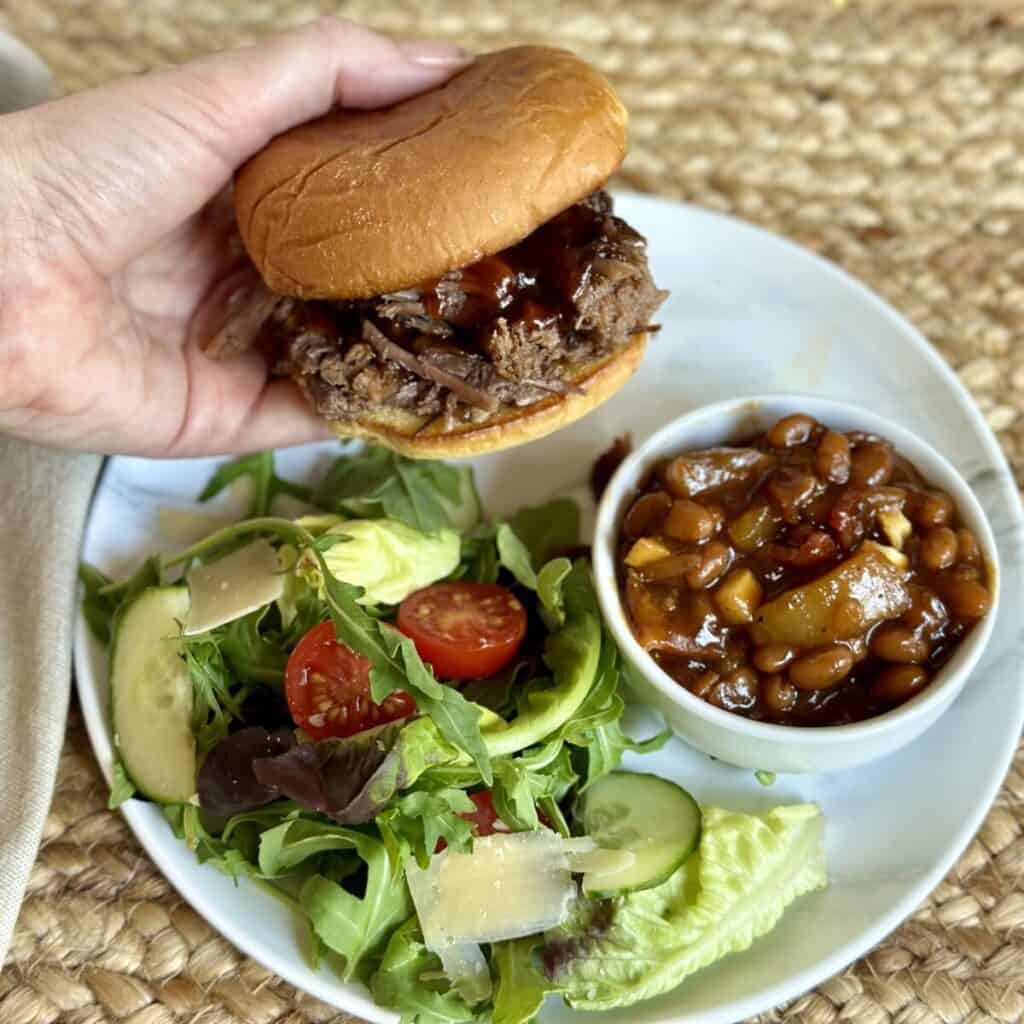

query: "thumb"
left=19, top=18, right=471, bottom=273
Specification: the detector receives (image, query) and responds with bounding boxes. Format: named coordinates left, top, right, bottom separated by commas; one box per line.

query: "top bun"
left=233, top=46, right=627, bottom=300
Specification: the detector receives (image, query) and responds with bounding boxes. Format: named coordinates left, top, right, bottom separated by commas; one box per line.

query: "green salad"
left=81, top=445, right=827, bottom=1022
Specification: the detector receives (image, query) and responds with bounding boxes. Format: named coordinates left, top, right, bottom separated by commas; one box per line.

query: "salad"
left=80, top=445, right=827, bottom=1022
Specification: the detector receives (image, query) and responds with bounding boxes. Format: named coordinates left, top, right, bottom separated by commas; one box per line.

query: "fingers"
left=20, top=17, right=471, bottom=273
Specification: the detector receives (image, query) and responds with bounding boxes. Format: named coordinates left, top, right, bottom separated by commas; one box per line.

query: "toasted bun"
left=316, top=334, right=647, bottom=458
left=234, top=46, right=627, bottom=300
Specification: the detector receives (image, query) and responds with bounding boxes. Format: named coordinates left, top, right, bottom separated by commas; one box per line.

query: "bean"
left=870, top=625, right=929, bottom=664
left=766, top=468, right=820, bottom=523
left=956, top=527, right=981, bottom=566
left=664, top=499, right=718, bottom=542
left=685, top=541, right=732, bottom=589
left=815, top=430, right=852, bottom=484
left=623, top=491, right=672, bottom=539
left=688, top=670, right=719, bottom=699
left=753, top=644, right=796, bottom=673
left=920, top=526, right=957, bottom=571
left=761, top=674, right=798, bottom=713
left=850, top=441, right=894, bottom=487
left=789, top=644, right=855, bottom=690
left=940, top=578, right=991, bottom=620
left=709, top=669, right=758, bottom=711
left=902, top=585, right=948, bottom=631
left=869, top=664, right=928, bottom=705
left=766, top=413, right=817, bottom=449
left=912, top=489, right=953, bottom=528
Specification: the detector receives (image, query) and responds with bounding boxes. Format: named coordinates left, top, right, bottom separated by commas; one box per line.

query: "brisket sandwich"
left=205, top=45, right=668, bottom=457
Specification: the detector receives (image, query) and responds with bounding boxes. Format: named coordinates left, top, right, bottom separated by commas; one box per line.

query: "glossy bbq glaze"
left=615, top=413, right=994, bottom=726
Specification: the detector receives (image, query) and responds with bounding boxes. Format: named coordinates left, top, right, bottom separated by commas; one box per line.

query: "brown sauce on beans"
left=615, top=413, right=992, bottom=726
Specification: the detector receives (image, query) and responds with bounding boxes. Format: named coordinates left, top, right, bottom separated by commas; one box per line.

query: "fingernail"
left=397, top=38, right=474, bottom=67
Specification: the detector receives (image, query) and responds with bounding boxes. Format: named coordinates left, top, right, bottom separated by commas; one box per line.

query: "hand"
left=0, top=18, right=471, bottom=456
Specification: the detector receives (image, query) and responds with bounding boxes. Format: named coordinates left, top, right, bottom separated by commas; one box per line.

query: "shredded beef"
left=218, top=191, right=667, bottom=426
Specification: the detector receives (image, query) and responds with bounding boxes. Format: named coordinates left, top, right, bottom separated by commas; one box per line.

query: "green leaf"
left=254, top=718, right=459, bottom=825
left=313, top=447, right=467, bottom=534
left=756, top=770, right=776, bottom=787
left=491, top=759, right=539, bottom=832
left=84, top=555, right=164, bottom=644
left=378, top=788, right=476, bottom=869
left=536, top=558, right=572, bottom=630
left=496, top=524, right=538, bottom=590
left=79, top=563, right=117, bottom=645
left=507, top=498, right=580, bottom=567
left=199, top=452, right=311, bottom=518
left=180, top=632, right=248, bottom=756
left=220, top=607, right=288, bottom=688
left=369, top=917, right=476, bottom=1024
left=108, top=759, right=136, bottom=809
left=492, top=938, right=551, bottom=1024
left=548, top=804, right=827, bottom=1010
left=319, top=571, right=491, bottom=784
left=259, top=818, right=412, bottom=980
left=456, top=528, right=499, bottom=584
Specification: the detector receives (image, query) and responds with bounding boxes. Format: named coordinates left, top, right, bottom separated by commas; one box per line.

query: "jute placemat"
left=2, top=1, right=1022, bottom=1021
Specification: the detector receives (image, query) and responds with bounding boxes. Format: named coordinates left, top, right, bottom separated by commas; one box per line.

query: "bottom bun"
left=326, top=333, right=648, bottom=459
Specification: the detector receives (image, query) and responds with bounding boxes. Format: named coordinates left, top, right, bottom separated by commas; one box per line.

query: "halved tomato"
left=397, top=582, right=527, bottom=680
left=284, top=621, right=415, bottom=741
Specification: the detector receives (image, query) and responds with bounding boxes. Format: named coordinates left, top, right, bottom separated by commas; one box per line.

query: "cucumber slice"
left=580, top=772, right=701, bottom=895
left=111, top=586, right=196, bottom=803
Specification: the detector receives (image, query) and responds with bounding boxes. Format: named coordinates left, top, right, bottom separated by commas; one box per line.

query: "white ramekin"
left=593, top=394, right=1000, bottom=774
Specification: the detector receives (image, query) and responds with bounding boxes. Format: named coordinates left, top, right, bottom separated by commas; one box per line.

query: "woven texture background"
left=2, top=1, right=1023, bottom=1022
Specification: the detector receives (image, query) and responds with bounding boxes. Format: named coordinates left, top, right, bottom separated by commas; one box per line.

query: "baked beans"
left=614, top=412, right=992, bottom=726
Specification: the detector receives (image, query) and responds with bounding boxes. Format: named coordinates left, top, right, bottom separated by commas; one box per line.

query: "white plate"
left=75, top=194, right=1024, bottom=1024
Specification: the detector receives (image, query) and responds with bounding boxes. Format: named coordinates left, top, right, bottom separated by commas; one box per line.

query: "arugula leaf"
left=370, top=917, right=476, bottom=1024
left=496, top=524, right=538, bottom=590
left=256, top=819, right=411, bottom=980
left=537, top=557, right=572, bottom=630
left=319, top=571, right=491, bottom=784
left=199, top=452, right=312, bottom=518
left=79, top=563, right=118, bottom=645
left=378, top=788, right=476, bottom=869
left=507, top=498, right=580, bottom=567
left=491, top=759, right=539, bottom=832
left=491, top=742, right=578, bottom=833
left=313, top=447, right=466, bottom=534
left=456, top=527, right=499, bottom=584
left=82, top=555, right=164, bottom=645
left=492, top=938, right=551, bottom=1024
left=181, top=632, right=248, bottom=756
left=460, top=659, right=531, bottom=718
left=108, top=759, right=136, bottom=809
left=220, top=607, right=288, bottom=687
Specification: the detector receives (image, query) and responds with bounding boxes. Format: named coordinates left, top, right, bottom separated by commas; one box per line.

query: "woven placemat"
left=2, top=1, right=1023, bottom=1022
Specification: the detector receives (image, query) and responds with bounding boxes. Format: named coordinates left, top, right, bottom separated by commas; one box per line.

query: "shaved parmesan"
left=184, top=539, right=284, bottom=635
left=437, top=942, right=492, bottom=1004
left=405, top=830, right=578, bottom=949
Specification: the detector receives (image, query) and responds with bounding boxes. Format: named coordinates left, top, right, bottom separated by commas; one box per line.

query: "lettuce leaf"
left=507, top=498, right=580, bottom=567
left=546, top=803, right=827, bottom=1010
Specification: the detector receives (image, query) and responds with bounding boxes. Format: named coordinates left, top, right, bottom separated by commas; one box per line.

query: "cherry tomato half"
left=285, top=621, right=415, bottom=741
left=397, top=582, right=527, bottom=680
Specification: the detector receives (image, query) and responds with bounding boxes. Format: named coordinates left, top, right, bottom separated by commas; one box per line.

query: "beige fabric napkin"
left=0, top=439, right=100, bottom=960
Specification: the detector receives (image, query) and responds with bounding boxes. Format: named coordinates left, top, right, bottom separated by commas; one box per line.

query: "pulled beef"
left=223, top=191, right=667, bottom=427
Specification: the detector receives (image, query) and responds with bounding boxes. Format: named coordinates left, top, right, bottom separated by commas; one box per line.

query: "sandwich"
left=205, top=45, right=668, bottom=457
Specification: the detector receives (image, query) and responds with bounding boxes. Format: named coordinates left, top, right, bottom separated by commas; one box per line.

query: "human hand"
left=0, top=18, right=471, bottom=456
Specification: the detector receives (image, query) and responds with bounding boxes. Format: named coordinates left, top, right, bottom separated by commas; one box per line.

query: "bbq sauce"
left=420, top=194, right=629, bottom=332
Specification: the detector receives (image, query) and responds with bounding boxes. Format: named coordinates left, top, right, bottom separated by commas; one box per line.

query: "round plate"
left=74, top=194, right=1024, bottom=1024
